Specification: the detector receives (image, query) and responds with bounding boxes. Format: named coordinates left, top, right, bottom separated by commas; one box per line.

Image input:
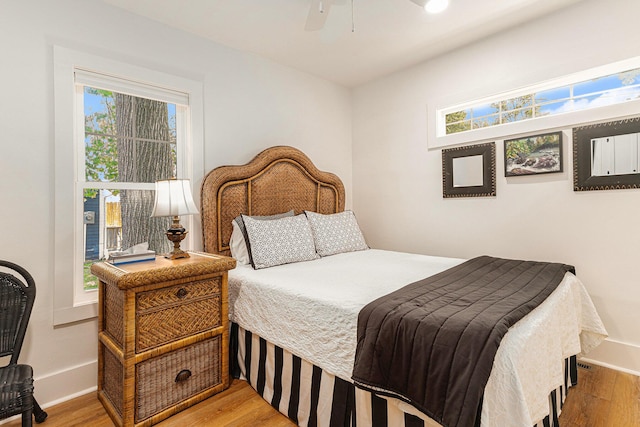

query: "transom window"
left=443, top=67, right=640, bottom=135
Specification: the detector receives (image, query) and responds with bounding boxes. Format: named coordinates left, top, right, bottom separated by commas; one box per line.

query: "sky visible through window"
left=445, top=68, right=640, bottom=134
left=84, top=88, right=177, bottom=152
left=84, top=90, right=177, bottom=126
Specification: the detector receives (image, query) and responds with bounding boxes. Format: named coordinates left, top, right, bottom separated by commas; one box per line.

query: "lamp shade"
left=151, top=179, right=199, bottom=217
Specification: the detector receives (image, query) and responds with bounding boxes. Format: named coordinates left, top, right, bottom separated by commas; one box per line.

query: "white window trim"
left=429, top=56, right=640, bottom=149
left=72, top=75, right=190, bottom=307
left=53, top=46, right=204, bottom=325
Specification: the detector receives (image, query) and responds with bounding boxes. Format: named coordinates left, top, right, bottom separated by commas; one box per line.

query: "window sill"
left=53, top=302, right=98, bottom=326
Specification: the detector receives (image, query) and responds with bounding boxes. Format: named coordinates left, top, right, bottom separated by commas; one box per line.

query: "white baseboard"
left=34, top=359, right=98, bottom=408
left=580, top=338, right=640, bottom=376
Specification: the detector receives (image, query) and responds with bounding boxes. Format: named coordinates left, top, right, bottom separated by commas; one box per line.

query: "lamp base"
left=164, top=219, right=190, bottom=260
left=165, top=249, right=190, bottom=260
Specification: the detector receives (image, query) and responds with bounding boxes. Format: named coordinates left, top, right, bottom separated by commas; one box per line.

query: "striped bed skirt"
left=230, top=323, right=577, bottom=427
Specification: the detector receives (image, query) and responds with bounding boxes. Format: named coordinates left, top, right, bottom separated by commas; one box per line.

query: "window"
left=77, top=80, right=180, bottom=302
left=54, top=47, right=204, bottom=325
left=430, top=57, right=640, bottom=148
left=444, top=67, right=640, bottom=135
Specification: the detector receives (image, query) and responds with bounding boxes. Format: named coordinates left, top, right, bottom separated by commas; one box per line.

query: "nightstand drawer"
left=136, top=336, right=222, bottom=423
left=136, top=280, right=222, bottom=351
left=137, top=277, right=221, bottom=310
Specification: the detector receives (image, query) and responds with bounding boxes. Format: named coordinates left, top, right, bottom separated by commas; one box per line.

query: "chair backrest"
left=0, top=260, right=36, bottom=365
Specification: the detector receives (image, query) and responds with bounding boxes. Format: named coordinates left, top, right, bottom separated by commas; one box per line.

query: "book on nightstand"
left=108, top=250, right=156, bottom=265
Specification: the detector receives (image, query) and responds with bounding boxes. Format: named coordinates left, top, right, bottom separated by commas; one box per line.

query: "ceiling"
left=102, top=0, right=583, bottom=87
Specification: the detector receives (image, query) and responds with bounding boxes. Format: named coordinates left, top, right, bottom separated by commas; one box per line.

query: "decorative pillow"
left=242, top=214, right=319, bottom=269
left=305, top=210, right=368, bottom=257
left=229, top=210, right=294, bottom=265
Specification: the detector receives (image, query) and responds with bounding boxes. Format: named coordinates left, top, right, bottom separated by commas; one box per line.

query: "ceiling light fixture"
left=410, top=0, right=449, bottom=14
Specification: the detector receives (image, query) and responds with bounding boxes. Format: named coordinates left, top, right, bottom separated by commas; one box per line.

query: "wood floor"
left=5, top=364, right=639, bottom=427
left=4, top=380, right=294, bottom=427
left=558, top=363, right=640, bottom=427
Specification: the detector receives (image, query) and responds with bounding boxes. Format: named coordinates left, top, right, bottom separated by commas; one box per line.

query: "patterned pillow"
left=242, top=214, right=319, bottom=269
left=229, top=210, right=295, bottom=265
left=305, top=210, right=368, bottom=257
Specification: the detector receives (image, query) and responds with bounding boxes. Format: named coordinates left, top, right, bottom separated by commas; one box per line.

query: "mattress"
left=228, top=249, right=607, bottom=426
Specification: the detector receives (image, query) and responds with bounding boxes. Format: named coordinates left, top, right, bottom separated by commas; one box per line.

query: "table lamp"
left=151, top=179, right=199, bottom=259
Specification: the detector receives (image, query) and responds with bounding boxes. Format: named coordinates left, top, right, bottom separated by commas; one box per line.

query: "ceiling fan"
left=304, top=0, right=449, bottom=31
left=304, top=0, right=346, bottom=32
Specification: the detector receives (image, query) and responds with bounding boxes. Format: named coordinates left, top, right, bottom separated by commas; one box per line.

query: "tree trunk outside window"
left=115, top=94, right=172, bottom=253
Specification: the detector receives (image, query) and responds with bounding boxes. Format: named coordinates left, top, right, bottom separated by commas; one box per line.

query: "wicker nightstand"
left=91, top=252, right=236, bottom=427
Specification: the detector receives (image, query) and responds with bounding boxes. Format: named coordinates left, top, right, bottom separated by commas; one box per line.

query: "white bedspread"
left=228, top=249, right=607, bottom=427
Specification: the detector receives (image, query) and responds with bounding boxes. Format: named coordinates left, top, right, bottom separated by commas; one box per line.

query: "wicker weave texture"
left=251, top=162, right=319, bottom=214
left=201, top=146, right=345, bottom=255
left=0, top=260, right=43, bottom=424
left=103, top=282, right=124, bottom=348
left=218, top=183, right=248, bottom=250
left=0, top=364, right=33, bottom=419
left=318, top=185, right=339, bottom=214
left=136, top=278, right=220, bottom=311
left=94, top=254, right=233, bottom=426
left=0, top=275, right=27, bottom=358
left=101, top=345, right=124, bottom=417
left=136, top=295, right=221, bottom=352
left=136, top=336, right=221, bottom=422
left=91, top=254, right=235, bottom=291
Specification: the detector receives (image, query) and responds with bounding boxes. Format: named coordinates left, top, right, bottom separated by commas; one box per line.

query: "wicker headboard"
left=201, top=146, right=345, bottom=255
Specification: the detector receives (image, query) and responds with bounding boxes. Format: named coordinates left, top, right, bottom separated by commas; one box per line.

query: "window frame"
left=429, top=56, right=640, bottom=149
left=53, top=46, right=204, bottom=325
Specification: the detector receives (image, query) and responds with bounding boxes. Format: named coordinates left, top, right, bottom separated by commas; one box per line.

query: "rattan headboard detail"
left=201, top=146, right=345, bottom=255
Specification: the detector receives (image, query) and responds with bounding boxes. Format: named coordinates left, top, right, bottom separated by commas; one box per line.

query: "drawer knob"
left=175, top=369, right=192, bottom=382
left=176, top=288, right=188, bottom=298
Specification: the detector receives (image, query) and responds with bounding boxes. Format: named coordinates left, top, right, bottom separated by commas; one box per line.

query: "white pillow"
left=242, top=214, right=319, bottom=269
left=305, top=210, right=368, bottom=257
left=229, top=210, right=295, bottom=265
left=229, top=220, right=250, bottom=264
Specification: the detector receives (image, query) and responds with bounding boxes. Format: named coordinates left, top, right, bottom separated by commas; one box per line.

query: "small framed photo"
left=442, top=142, right=496, bottom=198
left=504, top=131, right=563, bottom=177
left=574, top=117, right=640, bottom=191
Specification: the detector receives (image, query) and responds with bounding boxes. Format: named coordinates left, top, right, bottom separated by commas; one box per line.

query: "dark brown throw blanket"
left=352, top=256, right=574, bottom=427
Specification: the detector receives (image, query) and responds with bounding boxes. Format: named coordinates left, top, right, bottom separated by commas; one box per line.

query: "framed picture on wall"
left=504, top=131, right=563, bottom=177
left=442, top=142, right=496, bottom=198
left=573, top=116, right=640, bottom=191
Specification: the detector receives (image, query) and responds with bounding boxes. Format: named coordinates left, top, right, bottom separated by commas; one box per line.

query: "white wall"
left=3, top=0, right=637, bottom=410
left=352, top=0, right=640, bottom=374
left=0, top=0, right=351, bottom=406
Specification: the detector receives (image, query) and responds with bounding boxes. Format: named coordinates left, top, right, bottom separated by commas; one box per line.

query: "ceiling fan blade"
left=305, top=0, right=334, bottom=31
left=410, top=0, right=428, bottom=6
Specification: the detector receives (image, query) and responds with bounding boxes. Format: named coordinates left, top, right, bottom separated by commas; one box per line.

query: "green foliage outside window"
left=444, top=69, right=640, bottom=135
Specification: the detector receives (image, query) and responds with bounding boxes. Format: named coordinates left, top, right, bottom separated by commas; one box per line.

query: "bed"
left=200, top=145, right=607, bottom=427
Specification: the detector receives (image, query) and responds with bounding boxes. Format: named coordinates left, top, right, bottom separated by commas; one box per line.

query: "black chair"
left=0, top=260, right=47, bottom=426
